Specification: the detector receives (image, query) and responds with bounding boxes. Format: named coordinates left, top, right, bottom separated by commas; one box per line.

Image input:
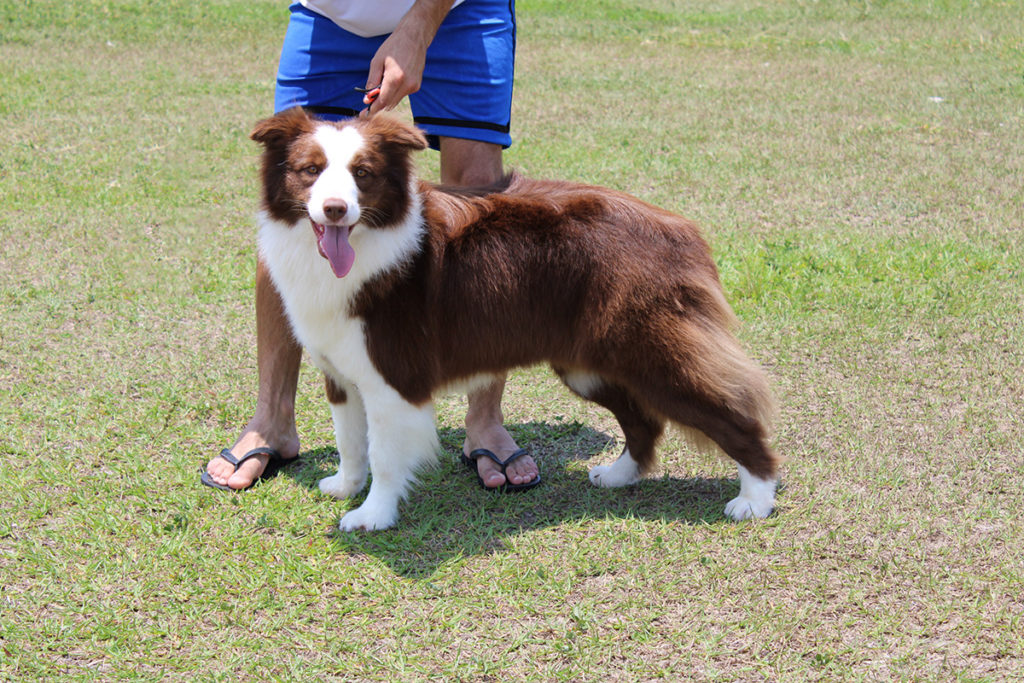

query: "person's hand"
left=362, top=30, right=429, bottom=114
left=361, top=0, right=454, bottom=116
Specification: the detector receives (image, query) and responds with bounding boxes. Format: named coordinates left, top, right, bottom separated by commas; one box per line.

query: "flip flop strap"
left=467, top=448, right=530, bottom=472
left=218, top=449, right=240, bottom=466
left=500, top=449, right=531, bottom=469
left=466, top=448, right=505, bottom=468
left=218, top=447, right=279, bottom=471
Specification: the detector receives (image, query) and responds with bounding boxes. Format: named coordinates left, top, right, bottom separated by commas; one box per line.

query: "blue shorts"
left=275, top=1, right=516, bottom=149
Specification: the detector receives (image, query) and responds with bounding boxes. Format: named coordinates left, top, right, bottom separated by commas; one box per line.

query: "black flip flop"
left=460, top=448, right=541, bottom=492
left=200, top=447, right=288, bottom=491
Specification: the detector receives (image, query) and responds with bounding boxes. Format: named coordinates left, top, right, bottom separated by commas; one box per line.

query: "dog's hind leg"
left=663, top=395, right=778, bottom=520
left=668, top=398, right=777, bottom=519
left=649, top=333, right=779, bottom=520
left=725, top=463, right=777, bottom=521
left=318, top=375, right=370, bottom=501
left=558, top=369, right=664, bottom=488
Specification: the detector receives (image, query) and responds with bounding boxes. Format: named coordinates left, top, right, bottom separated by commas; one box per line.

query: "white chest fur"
left=257, top=206, right=440, bottom=533
left=256, top=199, right=423, bottom=385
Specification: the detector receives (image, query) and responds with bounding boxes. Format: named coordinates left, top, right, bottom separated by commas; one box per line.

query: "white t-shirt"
left=299, top=0, right=466, bottom=38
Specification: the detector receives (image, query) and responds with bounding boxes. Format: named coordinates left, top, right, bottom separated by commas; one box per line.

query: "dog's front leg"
left=318, top=375, right=370, bottom=500
left=336, top=383, right=439, bottom=532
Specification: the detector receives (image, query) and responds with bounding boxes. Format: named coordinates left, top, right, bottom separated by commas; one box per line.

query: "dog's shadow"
left=282, top=420, right=742, bottom=579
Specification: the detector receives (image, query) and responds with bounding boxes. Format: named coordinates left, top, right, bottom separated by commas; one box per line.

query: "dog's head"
left=251, top=108, right=427, bottom=277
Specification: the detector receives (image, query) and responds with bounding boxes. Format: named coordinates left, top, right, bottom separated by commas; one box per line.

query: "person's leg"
left=439, top=137, right=539, bottom=488
left=438, top=136, right=502, bottom=186
left=207, top=5, right=372, bottom=490
left=205, top=258, right=301, bottom=489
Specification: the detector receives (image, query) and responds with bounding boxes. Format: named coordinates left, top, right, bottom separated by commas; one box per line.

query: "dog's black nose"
left=322, top=199, right=348, bottom=223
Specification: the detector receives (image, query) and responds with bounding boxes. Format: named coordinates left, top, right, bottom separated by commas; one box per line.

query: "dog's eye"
left=302, top=165, right=321, bottom=176
left=354, top=167, right=369, bottom=178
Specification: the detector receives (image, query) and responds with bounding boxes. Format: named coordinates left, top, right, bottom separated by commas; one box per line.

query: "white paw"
left=724, top=494, right=775, bottom=521
left=588, top=455, right=641, bottom=488
left=725, top=466, right=777, bottom=521
left=588, top=464, right=615, bottom=487
left=318, top=473, right=366, bottom=500
left=337, top=502, right=397, bottom=532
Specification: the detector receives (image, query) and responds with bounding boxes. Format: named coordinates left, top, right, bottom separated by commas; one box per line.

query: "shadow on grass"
left=280, top=420, right=740, bottom=579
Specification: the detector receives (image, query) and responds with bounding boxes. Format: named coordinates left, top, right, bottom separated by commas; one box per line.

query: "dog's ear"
left=364, top=115, right=429, bottom=152
left=250, top=107, right=314, bottom=147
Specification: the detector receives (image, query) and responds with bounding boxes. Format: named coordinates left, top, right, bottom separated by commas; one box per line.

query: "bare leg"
left=440, top=137, right=539, bottom=488
left=462, top=377, right=537, bottom=487
left=205, top=258, right=301, bottom=489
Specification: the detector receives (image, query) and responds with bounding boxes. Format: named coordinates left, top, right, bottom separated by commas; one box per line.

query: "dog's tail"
left=647, top=286, right=779, bottom=478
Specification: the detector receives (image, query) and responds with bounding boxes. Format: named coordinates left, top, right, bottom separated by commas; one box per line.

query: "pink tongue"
left=319, top=224, right=355, bottom=278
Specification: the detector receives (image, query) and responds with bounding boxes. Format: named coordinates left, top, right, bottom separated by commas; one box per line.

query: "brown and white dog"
left=250, top=108, right=779, bottom=531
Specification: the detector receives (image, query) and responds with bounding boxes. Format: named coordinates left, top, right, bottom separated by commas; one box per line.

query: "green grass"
left=2, top=0, right=1023, bottom=679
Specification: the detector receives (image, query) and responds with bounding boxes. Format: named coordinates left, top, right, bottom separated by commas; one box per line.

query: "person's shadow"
left=281, top=419, right=741, bottom=579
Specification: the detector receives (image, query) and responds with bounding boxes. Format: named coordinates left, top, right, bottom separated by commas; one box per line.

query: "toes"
left=339, top=502, right=397, bottom=532
left=588, top=464, right=610, bottom=487
left=205, top=465, right=225, bottom=485
left=505, top=456, right=538, bottom=484
left=319, top=473, right=366, bottom=499
left=471, top=452, right=539, bottom=487
left=205, top=458, right=235, bottom=485
left=477, top=460, right=506, bottom=488
left=588, top=458, right=639, bottom=488
left=724, top=495, right=774, bottom=521
left=226, top=454, right=269, bottom=490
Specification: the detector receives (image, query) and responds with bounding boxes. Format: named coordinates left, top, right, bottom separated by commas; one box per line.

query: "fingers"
left=370, top=62, right=418, bottom=114
left=363, top=32, right=426, bottom=115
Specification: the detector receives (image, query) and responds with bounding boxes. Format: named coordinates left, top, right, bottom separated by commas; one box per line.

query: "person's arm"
left=363, top=0, right=456, bottom=115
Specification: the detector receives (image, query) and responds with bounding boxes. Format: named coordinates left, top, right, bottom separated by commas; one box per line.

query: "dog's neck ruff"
left=257, top=185, right=424, bottom=311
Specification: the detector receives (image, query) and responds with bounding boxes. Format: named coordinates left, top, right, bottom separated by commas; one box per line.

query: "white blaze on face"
left=308, top=124, right=365, bottom=278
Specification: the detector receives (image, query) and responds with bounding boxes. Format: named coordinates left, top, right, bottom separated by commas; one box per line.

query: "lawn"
left=1, top=0, right=1022, bottom=680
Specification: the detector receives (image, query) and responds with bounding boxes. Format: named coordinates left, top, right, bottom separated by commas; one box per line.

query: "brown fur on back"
left=352, top=172, right=777, bottom=477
